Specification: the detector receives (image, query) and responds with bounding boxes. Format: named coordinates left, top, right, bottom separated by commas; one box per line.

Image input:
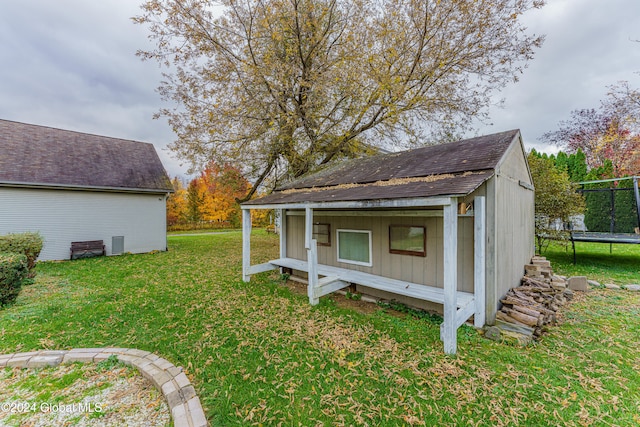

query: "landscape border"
left=0, top=347, right=207, bottom=427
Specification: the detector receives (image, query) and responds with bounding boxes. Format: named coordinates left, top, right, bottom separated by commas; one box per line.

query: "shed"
left=241, top=129, right=535, bottom=354
left=0, top=119, right=173, bottom=261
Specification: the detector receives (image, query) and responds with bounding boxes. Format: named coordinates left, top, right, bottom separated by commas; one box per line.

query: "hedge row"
left=0, top=232, right=44, bottom=277
left=0, top=253, right=28, bottom=307
left=582, top=183, right=639, bottom=233
left=0, top=232, right=44, bottom=307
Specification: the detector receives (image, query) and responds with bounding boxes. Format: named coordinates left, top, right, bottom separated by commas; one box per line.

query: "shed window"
left=337, top=229, right=372, bottom=267
left=313, top=223, right=331, bottom=246
left=389, top=225, right=426, bottom=257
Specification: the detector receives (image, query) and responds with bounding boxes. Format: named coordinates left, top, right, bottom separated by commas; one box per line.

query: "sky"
left=1, top=0, right=639, bottom=180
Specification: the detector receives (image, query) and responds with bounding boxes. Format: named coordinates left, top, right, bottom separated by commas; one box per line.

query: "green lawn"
left=542, top=240, right=640, bottom=285
left=167, top=228, right=240, bottom=235
left=1, top=232, right=639, bottom=425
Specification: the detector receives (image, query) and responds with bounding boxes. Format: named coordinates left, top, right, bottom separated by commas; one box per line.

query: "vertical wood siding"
left=285, top=212, right=475, bottom=293
left=283, top=145, right=534, bottom=320
left=492, top=141, right=535, bottom=316
left=0, top=187, right=167, bottom=261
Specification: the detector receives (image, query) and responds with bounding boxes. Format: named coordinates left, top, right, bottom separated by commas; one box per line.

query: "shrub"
left=527, top=153, right=585, bottom=253
left=0, top=232, right=44, bottom=277
left=0, top=252, right=28, bottom=307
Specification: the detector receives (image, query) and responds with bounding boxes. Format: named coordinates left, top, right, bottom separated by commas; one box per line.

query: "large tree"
left=605, top=80, right=640, bottom=175
left=166, top=177, right=189, bottom=225
left=179, top=161, right=251, bottom=226
left=136, top=0, right=545, bottom=200
left=606, top=80, right=640, bottom=122
left=541, top=83, right=640, bottom=177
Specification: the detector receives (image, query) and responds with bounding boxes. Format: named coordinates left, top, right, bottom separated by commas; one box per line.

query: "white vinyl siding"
left=0, top=187, right=168, bottom=261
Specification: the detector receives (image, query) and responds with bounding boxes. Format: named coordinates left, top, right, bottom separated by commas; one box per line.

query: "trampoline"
left=570, top=176, right=640, bottom=263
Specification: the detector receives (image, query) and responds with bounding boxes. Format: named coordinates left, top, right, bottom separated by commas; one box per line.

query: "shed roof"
left=246, top=129, right=520, bottom=207
left=0, top=119, right=173, bottom=193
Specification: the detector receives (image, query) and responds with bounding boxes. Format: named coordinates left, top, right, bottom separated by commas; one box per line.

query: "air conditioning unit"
left=112, top=236, right=124, bottom=255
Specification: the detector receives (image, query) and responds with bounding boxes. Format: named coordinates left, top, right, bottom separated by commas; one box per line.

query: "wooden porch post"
left=305, top=207, right=319, bottom=305
left=633, top=177, right=640, bottom=227
left=442, top=199, right=458, bottom=355
left=242, top=208, right=252, bottom=282
left=308, top=240, right=319, bottom=305
left=474, top=196, right=486, bottom=327
left=278, top=208, right=287, bottom=259
left=304, top=207, right=313, bottom=250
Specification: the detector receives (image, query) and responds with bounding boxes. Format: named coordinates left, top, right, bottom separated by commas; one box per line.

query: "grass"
left=1, top=231, right=639, bottom=425
left=542, top=240, right=640, bottom=285
left=167, top=228, right=240, bottom=236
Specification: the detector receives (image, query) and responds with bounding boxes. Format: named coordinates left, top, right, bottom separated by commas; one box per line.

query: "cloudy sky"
left=1, top=0, right=639, bottom=179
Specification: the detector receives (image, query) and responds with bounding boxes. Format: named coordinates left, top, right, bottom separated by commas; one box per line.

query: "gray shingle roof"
left=0, top=119, right=173, bottom=193
left=246, top=129, right=520, bottom=206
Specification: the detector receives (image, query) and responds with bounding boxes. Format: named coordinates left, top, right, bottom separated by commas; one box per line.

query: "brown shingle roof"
left=0, top=119, right=173, bottom=193
left=246, top=130, right=520, bottom=206
left=250, top=171, right=494, bottom=205
left=280, top=129, right=519, bottom=190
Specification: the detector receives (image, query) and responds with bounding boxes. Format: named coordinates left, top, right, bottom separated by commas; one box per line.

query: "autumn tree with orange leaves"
left=166, top=162, right=252, bottom=229
left=166, top=177, right=189, bottom=225
left=197, top=162, right=250, bottom=224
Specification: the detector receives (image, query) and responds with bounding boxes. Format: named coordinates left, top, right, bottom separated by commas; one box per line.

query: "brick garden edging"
left=0, top=348, right=208, bottom=427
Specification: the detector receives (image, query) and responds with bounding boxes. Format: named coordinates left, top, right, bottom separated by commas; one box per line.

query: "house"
left=0, top=119, right=173, bottom=261
left=240, top=129, right=535, bottom=354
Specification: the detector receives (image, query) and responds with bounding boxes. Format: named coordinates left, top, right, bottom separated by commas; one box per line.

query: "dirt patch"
left=0, top=362, right=170, bottom=427
left=280, top=278, right=403, bottom=316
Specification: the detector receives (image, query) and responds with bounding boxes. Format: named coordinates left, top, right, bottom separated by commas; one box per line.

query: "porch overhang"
left=241, top=170, right=493, bottom=210
left=241, top=196, right=454, bottom=211
left=241, top=194, right=487, bottom=356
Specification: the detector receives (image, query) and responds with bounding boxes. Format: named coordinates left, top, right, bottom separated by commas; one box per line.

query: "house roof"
left=0, top=119, right=173, bottom=193
left=245, top=129, right=521, bottom=207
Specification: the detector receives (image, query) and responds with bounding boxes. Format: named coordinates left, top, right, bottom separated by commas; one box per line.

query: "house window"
left=337, top=229, right=372, bottom=267
left=389, top=225, right=426, bottom=257
left=313, top=223, right=331, bottom=246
